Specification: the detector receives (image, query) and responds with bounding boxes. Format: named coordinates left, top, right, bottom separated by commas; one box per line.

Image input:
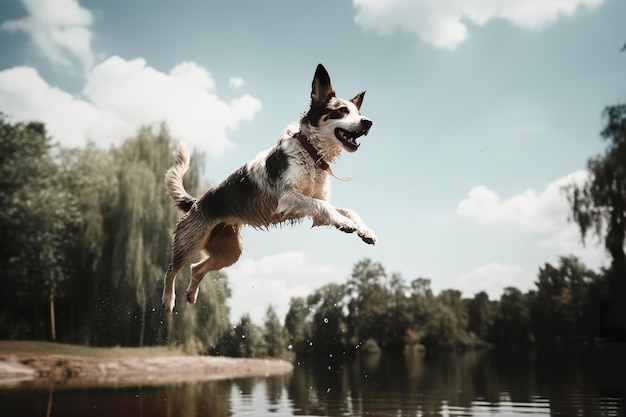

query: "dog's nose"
left=361, top=118, right=373, bottom=130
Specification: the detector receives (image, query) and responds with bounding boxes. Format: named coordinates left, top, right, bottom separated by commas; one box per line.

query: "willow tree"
left=105, top=126, right=231, bottom=350
left=565, top=103, right=626, bottom=339
left=566, top=104, right=626, bottom=270
left=104, top=126, right=188, bottom=346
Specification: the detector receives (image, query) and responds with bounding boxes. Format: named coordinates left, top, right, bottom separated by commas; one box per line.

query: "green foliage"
left=346, top=259, right=388, bottom=346
left=308, top=283, right=348, bottom=353
left=529, top=256, right=600, bottom=343
left=214, top=314, right=267, bottom=357
left=285, top=296, right=312, bottom=352
left=491, top=287, right=532, bottom=346
left=263, top=305, right=287, bottom=357
left=565, top=100, right=626, bottom=340
left=0, top=116, right=77, bottom=338
left=466, top=291, right=496, bottom=341
left=566, top=103, right=626, bottom=266
left=287, top=260, right=492, bottom=355
left=0, top=118, right=230, bottom=350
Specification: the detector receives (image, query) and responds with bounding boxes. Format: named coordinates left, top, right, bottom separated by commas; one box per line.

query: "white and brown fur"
left=162, top=64, right=376, bottom=313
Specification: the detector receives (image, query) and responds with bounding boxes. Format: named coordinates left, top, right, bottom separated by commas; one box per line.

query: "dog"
left=161, top=64, right=376, bottom=313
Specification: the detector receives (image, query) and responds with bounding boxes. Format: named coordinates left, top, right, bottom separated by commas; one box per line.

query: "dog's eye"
left=328, top=107, right=349, bottom=119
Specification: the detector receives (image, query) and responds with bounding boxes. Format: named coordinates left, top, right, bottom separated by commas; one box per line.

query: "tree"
left=491, top=287, right=532, bottom=346
left=56, top=144, right=118, bottom=343
left=466, top=291, right=496, bottom=342
left=346, top=258, right=388, bottom=346
left=240, top=315, right=268, bottom=358
left=414, top=289, right=476, bottom=350
left=0, top=117, right=76, bottom=340
left=407, top=277, right=436, bottom=342
left=530, top=256, right=600, bottom=343
left=0, top=117, right=233, bottom=348
left=263, top=305, right=287, bottom=357
left=285, top=296, right=312, bottom=353
left=308, top=283, right=348, bottom=353
left=566, top=104, right=626, bottom=269
left=386, top=272, right=412, bottom=348
left=565, top=102, right=626, bottom=339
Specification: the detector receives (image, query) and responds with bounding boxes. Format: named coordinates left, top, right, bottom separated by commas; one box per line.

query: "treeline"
left=0, top=115, right=230, bottom=351
left=280, top=256, right=610, bottom=355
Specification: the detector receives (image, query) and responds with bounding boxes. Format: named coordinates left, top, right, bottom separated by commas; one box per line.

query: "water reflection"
left=1, top=347, right=624, bottom=417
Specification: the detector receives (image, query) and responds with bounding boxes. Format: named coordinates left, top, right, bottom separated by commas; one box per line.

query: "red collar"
left=292, top=131, right=352, bottom=181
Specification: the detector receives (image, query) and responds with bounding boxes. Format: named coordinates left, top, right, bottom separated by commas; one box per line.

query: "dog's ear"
left=351, top=91, right=366, bottom=110
left=311, top=64, right=335, bottom=104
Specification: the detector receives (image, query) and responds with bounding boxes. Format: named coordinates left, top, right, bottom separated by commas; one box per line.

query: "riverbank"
left=0, top=341, right=293, bottom=389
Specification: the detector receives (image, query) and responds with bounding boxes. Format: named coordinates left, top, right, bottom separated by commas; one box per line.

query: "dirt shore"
left=0, top=341, right=293, bottom=389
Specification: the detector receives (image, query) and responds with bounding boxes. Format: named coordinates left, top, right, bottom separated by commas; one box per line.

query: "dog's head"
left=303, top=64, right=372, bottom=155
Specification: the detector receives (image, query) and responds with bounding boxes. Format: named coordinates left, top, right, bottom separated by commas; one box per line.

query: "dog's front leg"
left=312, top=207, right=376, bottom=245
left=335, top=207, right=377, bottom=245
left=278, top=192, right=375, bottom=244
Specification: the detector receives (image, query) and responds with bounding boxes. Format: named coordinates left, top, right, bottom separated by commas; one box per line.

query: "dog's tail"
left=165, top=142, right=196, bottom=212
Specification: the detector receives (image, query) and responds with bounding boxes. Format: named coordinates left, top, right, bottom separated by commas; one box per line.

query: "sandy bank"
left=0, top=342, right=293, bottom=389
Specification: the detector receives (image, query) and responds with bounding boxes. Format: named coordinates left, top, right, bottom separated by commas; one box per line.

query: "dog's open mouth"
left=335, top=128, right=367, bottom=152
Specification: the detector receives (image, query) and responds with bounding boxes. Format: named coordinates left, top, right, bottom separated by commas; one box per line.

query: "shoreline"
left=0, top=341, right=293, bottom=389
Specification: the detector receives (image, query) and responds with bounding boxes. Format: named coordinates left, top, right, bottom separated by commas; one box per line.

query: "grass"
left=0, top=340, right=186, bottom=357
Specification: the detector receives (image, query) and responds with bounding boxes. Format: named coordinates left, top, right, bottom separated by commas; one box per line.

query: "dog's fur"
left=161, top=64, right=376, bottom=313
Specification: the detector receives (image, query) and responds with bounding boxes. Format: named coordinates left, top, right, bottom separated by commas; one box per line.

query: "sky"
left=1, top=0, right=625, bottom=324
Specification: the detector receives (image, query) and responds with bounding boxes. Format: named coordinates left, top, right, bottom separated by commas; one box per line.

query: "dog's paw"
left=162, top=295, right=176, bottom=313
left=338, top=225, right=356, bottom=234
left=336, top=219, right=359, bottom=234
left=186, top=287, right=199, bottom=304
left=358, top=228, right=377, bottom=245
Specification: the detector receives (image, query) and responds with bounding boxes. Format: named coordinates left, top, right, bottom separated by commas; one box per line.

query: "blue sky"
left=1, top=0, right=625, bottom=323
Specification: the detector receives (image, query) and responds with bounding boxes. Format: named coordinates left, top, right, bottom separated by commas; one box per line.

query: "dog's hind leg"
left=162, top=213, right=210, bottom=313
left=186, top=223, right=243, bottom=304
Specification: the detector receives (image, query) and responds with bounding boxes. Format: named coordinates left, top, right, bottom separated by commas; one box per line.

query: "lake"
left=1, top=345, right=624, bottom=417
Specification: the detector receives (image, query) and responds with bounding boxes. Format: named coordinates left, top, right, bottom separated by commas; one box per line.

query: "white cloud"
left=352, top=0, right=603, bottom=49
left=449, top=262, right=534, bottom=299
left=455, top=171, right=609, bottom=290
left=0, top=57, right=262, bottom=155
left=226, top=251, right=337, bottom=324
left=229, top=77, right=244, bottom=90
left=0, top=66, right=103, bottom=147
left=1, top=0, right=95, bottom=73
left=456, top=170, right=588, bottom=234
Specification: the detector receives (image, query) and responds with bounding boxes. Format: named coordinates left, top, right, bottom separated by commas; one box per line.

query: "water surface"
left=1, top=346, right=624, bottom=416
